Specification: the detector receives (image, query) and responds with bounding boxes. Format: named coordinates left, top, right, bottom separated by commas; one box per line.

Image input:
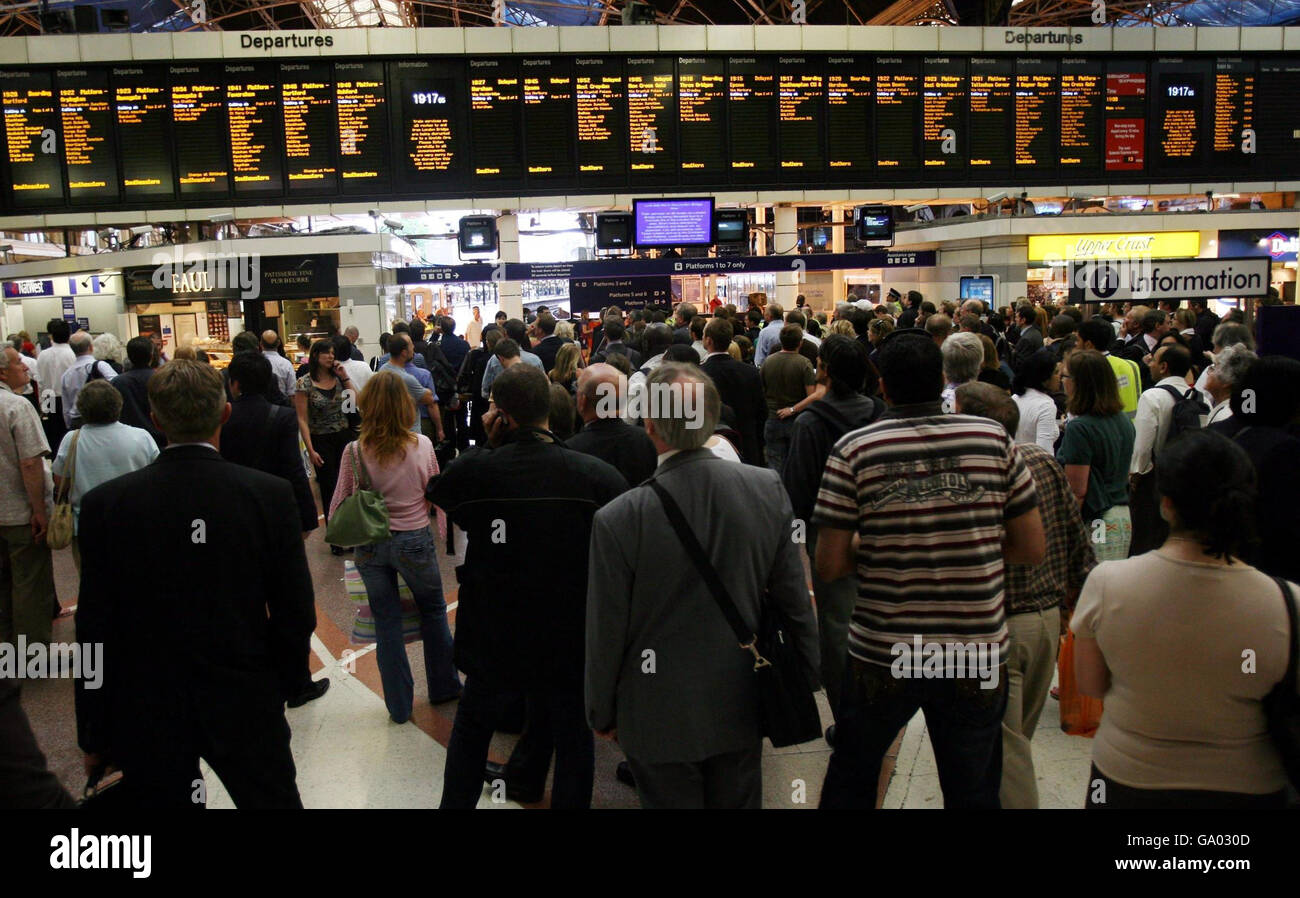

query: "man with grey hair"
left=834, top=301, right=854, bottom=322
left=586, top=362, right=819, bottom=808
left=1195, top=321, right=1257, bottom=406
left=343, top=326, right=364, bottom=362
left=75, top=360, right=318, bottom=807
left=941, top=331, right=985, bottom=413
left=1202, top=341, right=1256, bottom=427
left=60, top=331, right=116, bottom=429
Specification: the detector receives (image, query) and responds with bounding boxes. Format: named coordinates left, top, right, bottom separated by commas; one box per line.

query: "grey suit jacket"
left=586, top=449, right=819, bottom=764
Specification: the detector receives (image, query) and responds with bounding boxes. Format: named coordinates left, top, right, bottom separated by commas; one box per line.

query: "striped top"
left=812, top=403, right=1039, bottom=668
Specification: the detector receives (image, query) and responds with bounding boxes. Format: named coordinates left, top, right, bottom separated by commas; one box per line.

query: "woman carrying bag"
left=294, top=339, right=355, bottom=555
left=328, top=371, right=461, bottom=723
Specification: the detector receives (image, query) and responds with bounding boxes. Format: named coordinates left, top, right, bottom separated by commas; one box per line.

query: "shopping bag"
left=344, top=560, right=422, bottom=646
left=1058, top=627, right=1104, bottom=737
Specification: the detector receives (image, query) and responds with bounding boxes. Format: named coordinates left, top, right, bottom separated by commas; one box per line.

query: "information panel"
left=1213, top=57, right=1255, bottom=166
left=1153, top=59, right=1210, bottom=172
left=468, top=58, right=523, bottom=183
left=1059, top=57, right=1103, bottom=172
left=335, top=60, right=390, bottom=192
left=390, top=59, right=460, bottom=191
left=626, top=56, right=676, bottom=180
left=1014, top=58, right=1057, bottom=173
left=826, top=56, right=872, bottom=172
left=875, top=56, right=920, bottom=171
left=1104, top=65, right=1146, bottom=171
left=226, top=62, right=283, bottom=196
left=522, top=57, right=575, bottom=184
left=574, top=57, right=626, bottom=185
left=1, top=69, right=64, bottom=207
left=281, top=61, right=337, bottom=195
left=727, top=56, right=777, bottom=179
left=968, top=57, right=1013, bottom=174
left=677, top=56, right=726, bottom=177
left=777, top=56, right=823, bottom=177
left=57, top=68, right=118, bottom=203
left=113, top=65, right=173, bottom=201
left=1257, top=57, right=1300, bottom=174
left=170, top=65, right=229, bottom=197
left=922, top=56, right=965, bottom=171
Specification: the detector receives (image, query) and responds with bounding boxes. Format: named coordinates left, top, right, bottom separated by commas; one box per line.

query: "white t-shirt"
left=1013, top=388, right=1060, bottom=452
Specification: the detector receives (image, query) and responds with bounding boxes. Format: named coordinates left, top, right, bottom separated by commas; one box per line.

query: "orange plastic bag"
left=1058, top=628, right=1103, bottom=737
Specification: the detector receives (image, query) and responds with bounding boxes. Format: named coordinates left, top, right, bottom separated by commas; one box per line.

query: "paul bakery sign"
left=1029, top=232, right=1200, bottom=262
left=124, top=254, right=337, bottom=304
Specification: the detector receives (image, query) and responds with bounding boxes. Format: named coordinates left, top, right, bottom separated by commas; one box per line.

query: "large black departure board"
left=57, top=68, right=118, bottom=203
left=171, top=65, right=229, bottom=197
left=2, top=69, right=65, bottom=207
left=3, top=50, right=1300, bottom=213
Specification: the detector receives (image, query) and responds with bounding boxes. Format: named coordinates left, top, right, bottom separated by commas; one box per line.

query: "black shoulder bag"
left=648, top=479, right=821, bottom=747
left=1265, top=577, right=1300, bottom=792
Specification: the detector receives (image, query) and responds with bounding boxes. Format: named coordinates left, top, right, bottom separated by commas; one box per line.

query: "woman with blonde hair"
left=554, top=320, right=575, bottom=342
left=329, top=371, right=460, bottom=722
left=828, top=318, right=857, bottom=338
left=549, top=342, right=581, bottom=396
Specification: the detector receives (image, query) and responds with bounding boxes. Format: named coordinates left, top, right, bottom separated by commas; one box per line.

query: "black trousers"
left=626, top=743, right=763, bottom=809
left=1086, top=764, right=1287, bottom=809
left=312, top=428, right=354, bottom=521
left=1128, top=471, right=1168, bottom=556
left=41, top=397, right=67, bottom=457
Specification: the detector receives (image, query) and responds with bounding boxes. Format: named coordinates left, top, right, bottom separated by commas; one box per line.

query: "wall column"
left=497, top=213, right=523, bottom=320
left=773, top=204, right=799, bottom=310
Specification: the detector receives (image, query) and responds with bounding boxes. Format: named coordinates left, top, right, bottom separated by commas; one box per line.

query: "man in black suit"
left=1114, top=308, right=1164, bottom=391
left=593, top=320, right=642, bottom=368
left=75, top=360, right=319, bottom=808
left=567, top=363, right=658, bottom=486
left=530, top=312, right=565, bottom=373
left=1009, top=303, right=1043, bottom=372
left=699, top=317, right=767, bottom=466
left=672, top=302, right=697, bottom=344
left=112, top=335, right=165, bottom=449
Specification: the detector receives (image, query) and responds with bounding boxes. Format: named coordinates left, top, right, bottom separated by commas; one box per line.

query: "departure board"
left=875, top=57, right=920, bottom=170
left=1153, top=61, right=1208, bottom=171
left=826, top=57, right=871, bottom=172
left=390, top=59, right=460, bottom=191
left=574, top=57, right=626, bottom=185
left=1, top=69, right=64, bottom=207
left=626, top=56, right=676, bottom=179
left=1014, top=59, right=1057, bottom=172
left=777, top=57, right=824, bottom=177
left=1104, top=66, right=1146, bottom=171
left=468, top=58, right=523, bottom=182
left=1059, top=58, right=1103, bottom=172
left=678, top=56, right=726, bottom=176
left=521, top=57, right=575, bottom=183
left=226, top=63, right=283, bottom=195
left=170, top=66, right=229, bottom=196
left=727, top=56, right=777, bottom=178
left=335, top=60, right=390, bottom=192
left=922, top=56, right=965, bottom=171
left=113, top=66, right=173, bottom=201
left=1256, top=58, right=1300, bottom=175
left=57, top=68, right=118, bottom=203
left=1213, top=58, right=1255, bottom=164
left=281, top=61, right=337, bottom=194
left=968, top=57, right=1013, bottom=172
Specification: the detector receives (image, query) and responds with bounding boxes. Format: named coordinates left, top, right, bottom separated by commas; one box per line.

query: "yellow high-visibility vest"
left=1107, top=354, right=1142, bottom=417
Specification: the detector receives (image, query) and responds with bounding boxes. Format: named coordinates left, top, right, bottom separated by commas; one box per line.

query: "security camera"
left=209, top=212, right=235, bottom=222
left=985, top=191, right=1009, bottom=204
left=368, top=209, right=382, bottom=219
left=904, top=203, right=930, bottom=213
left=383, top=218, right=404, bottom=231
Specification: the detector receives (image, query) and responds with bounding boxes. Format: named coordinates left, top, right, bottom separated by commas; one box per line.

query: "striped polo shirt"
left=812, top=401, right=1039, bottom=669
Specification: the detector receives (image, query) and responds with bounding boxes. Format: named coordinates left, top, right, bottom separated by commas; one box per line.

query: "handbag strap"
left=349, top=440, right=376, bottom=493
left=1273, top=577, right=1299, bottom=697
left=58, top=431, right=81, bottom=503
left=647, top=479, right=769, bottom=670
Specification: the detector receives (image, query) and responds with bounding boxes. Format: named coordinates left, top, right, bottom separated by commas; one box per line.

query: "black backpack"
left=1157, top=384, right=1209, bottom=442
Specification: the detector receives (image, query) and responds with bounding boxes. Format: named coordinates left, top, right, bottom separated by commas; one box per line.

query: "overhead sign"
left=395, top=251, right=936, bottom=285
left=570, top=277, right=672, bottom=313
left=1217, top=228, right=1298, bottom=262
left=3, top=279, right=54, bottom=298
left=123, top=254, right=338, bottom=304
left=1029, top=231, right=1200, bottom=261
left=1068, top=256, right=1270, bottom=303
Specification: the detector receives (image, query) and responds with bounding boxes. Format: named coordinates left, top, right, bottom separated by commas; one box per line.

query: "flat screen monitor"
left=713, top=209, right=748, bottom=244
left=959, top=275, right=996, bottom=303
left=458, top=215, right=497, bottom=254
left=855, top=204, right=894, bottom=246
left=595, top=212, right=633, bottom=250
left=633, top=197, right=715, bottom=248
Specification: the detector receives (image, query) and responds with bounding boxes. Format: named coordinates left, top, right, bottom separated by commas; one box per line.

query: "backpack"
left=1157, top=384, right=1209, bottom=443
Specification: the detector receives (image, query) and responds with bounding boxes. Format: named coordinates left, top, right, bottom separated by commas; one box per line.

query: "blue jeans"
left=764, top=416, right=795, bottom=473
left=820, top=657, right=1007, bottom=809
left=354, top=527, right=461, bottom=722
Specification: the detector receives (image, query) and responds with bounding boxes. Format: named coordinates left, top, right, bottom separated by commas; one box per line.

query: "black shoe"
left=429, top=689, right=462, bottom=705
left=287, top=678, right=330, bottom=708
left=824, top=724, right=837, bottom=749
left=481, top=762, right=543, bottom=803
left=330, top=545, right=346, bottom=556
left=615, top=760, right=637, bottom=788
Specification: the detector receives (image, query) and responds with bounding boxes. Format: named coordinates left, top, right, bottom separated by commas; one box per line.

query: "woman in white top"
left=1011, top=348, right=1061, bottom=452
left=1074, top=430, right=1293, bottom=808
left=52, top=380, right=159, bottom=570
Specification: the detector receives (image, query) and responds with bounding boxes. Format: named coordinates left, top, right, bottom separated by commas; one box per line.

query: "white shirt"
left=340, top=358, right=372, bottom=395
left=52, top=421, right=159, bottom=533
left=61, top=354, right=117, bottom=427
left=657, top=440, right=740, bottom=466
left=1013, top=388, right=1060, bottom=453
left=625, top=352, right=665, bottom=424
left=1206, top=398, right=1233, bottom=427
left=691, top=340, right=707, bottom=362
left=18, top=354, right=37, bottom=396
left=264, top=350, right=297, bottom=398
left=1130, top=375, right=1193, bottom=475
left=35, top=342, right=75, bottom=403
left=1194, top=364, right=1214, bottom=408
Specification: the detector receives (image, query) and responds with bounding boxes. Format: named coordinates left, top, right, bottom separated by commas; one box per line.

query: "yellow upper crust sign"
left=1028, top=231, right=1200, bottom=261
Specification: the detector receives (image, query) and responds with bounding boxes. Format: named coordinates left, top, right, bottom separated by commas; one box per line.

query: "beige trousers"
left=1000, top=606, right=1061, bottom=809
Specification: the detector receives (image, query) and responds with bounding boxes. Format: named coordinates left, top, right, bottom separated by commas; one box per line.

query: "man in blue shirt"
left=480, top=320, right=544, bottom=399
left=752, top=302, right=786, bottom=366
left=380, top=334, right=443, bottom=440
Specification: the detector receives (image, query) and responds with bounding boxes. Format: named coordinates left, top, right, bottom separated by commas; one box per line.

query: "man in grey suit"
left=586, top=363, right=819, bottom=809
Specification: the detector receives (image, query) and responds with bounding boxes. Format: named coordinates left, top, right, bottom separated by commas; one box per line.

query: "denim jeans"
left=764, top=416, right=796, bottom=473
left=354, top=527, right=460, bottom=722
left=820, top=657, right=1008, bottom=809
left=440, top=675, right=594, bottom=809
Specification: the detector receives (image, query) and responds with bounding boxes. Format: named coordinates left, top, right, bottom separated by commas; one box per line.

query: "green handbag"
left=324, top=442, right=391, bottom=548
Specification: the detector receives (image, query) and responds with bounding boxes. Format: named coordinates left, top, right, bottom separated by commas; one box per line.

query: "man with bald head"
left=60, top=330, right=116, bottom=429
left=566, top=363, right=658, bottom=487
left=261, top=330, right=297, bottom=400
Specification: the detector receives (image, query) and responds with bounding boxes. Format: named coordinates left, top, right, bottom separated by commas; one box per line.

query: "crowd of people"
left=1, top=287, right=1297, bottom=811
